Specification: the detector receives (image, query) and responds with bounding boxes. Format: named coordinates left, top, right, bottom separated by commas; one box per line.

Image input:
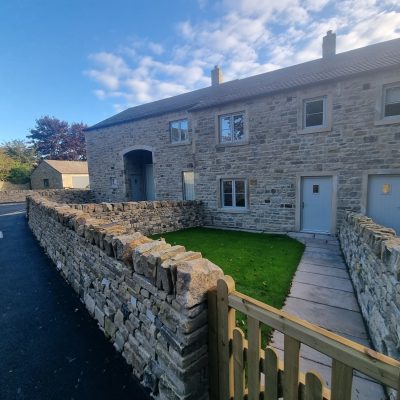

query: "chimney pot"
left=322, top=30, right=336, bottom=58
left=211, top=65, right=223, bottom=86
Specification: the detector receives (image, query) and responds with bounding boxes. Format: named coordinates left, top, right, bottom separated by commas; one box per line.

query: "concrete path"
left=271, top=232, right=386, bottom=399
left=0, top=203, right=150, bottom=400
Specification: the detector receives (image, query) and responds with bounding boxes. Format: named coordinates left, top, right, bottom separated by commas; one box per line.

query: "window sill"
left=374, top=116, right=400, bottom=126
left=168, top=141, right=191, bottom=147
left=297, top=125, right=331, bottom=135
left=217, top=207, right=250, bottom=214
left=216, top=140, right=249, bottom=148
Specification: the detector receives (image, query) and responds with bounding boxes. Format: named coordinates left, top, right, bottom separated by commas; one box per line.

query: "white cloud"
left=148, top=42, right=164, bottom=55
left=86, top=0, right=400, bottom=111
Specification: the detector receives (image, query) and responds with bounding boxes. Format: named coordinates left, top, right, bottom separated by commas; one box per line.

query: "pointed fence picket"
left=208, top=276, right=400, bottom=400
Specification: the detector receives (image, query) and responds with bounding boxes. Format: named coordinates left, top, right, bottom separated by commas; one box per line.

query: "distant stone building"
left=85, top=33, right=400, bottom=235
left=31, top=160, right=89, bottom=189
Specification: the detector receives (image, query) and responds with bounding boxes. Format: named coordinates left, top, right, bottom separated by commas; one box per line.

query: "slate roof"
left=86, top=38, right=400, bottom=131
left=44, top=160, right=89, bottom=174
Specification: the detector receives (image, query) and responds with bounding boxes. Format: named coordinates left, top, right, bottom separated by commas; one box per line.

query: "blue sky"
left=1, top=0, right=399, bottom=142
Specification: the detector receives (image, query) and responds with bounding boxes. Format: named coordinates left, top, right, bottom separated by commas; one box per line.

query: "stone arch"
left=122, top=146, right=155, bottom=201
left=121, top=145, right=155, bottom=159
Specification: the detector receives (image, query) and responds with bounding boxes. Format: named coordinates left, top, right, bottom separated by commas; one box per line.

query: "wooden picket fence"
left=208, top=276, right=400, bottom=400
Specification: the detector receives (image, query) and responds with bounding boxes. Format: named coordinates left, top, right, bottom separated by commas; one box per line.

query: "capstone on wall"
left=339, top=212, right=400, bottom=361
left=86, top=68, right=400, bottom=232
left=27, top=193, right=222, bottom=399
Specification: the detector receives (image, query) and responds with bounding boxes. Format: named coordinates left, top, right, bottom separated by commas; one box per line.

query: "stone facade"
left=85, top=68, right=400, bottom=234
left=27, top=192, right=222, bottom=399
left=31, top=161, right=89, bottom=189
left=339, top=212, right=400, bottom=362
left=31, top=161, right=64, bottom=189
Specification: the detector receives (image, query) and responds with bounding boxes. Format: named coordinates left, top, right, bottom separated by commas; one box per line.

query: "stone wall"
left=0, top=190, right=33, bottom=203
left=339, top=212, right=400, bottom=362
left=68, top=200, right=204, bottom=236
left=0, top=189, right=93, bottom=204
left=27, top=193, right=223, bottom=399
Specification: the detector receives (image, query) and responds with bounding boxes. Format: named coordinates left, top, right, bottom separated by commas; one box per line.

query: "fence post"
left=217, top=276, right=236, bottom=400
left=208, top=287, right=219, bottom=400
left=331, top=359, right=353, bottom=400
left=284, top=335, right=300, bottom=400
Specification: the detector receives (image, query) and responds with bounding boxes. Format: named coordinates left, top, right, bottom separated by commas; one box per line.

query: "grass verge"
left=152, top=227, right=304, bottom=344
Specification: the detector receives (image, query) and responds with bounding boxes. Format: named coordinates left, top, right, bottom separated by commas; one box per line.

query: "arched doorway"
left=123, top=149, right=155, bottom=201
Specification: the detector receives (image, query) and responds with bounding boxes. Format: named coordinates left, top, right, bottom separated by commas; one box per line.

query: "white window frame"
left=297, top=93, right=332, bottom=134
left=383, top=84, right=400, bottom=119
left=374, top=79, right=400, bottom=126
left=303, top=97, right=327, bottom=129
left=169, top=119, right=189, bottom=144
left=220, top=179, right=247, bottom=209
left=218, top=112, right=246, bottom=144
left=182, top=171, right=195, bottom=200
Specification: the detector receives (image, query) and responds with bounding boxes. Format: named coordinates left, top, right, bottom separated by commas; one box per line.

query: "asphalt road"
left=0, top=203, right=149, bottom=400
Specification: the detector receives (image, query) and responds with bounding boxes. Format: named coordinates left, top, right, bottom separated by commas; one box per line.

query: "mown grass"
left=152, top=227, right=304, bottom=343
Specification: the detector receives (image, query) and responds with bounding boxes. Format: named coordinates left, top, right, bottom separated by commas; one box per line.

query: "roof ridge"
left=86, top=37, right=400, bottom=132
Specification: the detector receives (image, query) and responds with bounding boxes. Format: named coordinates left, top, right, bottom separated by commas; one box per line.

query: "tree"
left=28, top=116, right=87, bottom=160
left=8, top=163, right=32, bottom=184
left=3, top=139, right=37, bottom=165
left=0, top=149, right=14, bottom=181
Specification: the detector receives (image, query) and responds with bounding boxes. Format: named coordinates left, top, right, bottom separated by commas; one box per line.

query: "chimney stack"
left=211, top=65, right=223, bottom=86
left=322, top=30, right=336, bottom=58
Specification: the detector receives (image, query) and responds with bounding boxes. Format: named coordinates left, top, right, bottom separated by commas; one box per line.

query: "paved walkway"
left=0, top=203, right=149, bottom=400
left=271, top=232, right=386, bottom=399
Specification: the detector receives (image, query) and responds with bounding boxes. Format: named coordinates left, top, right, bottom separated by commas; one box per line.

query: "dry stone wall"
left=27, top=193, right=222, bottom=399
left=339, top=212, right=400, bottom=362
left=68, top=200, right=204, bottom=236
left=0, top=189, right=93, bottom=204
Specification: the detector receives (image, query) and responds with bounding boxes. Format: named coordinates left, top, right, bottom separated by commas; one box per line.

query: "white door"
left=367, top=175, right=400, bottom=234
left=71, top=175, right=90, bottom=189
left=301, top=176, right=333, bottom=234
left=145, top=164, right=155, bottom=200
left=131, top=174, right=144, bottom=201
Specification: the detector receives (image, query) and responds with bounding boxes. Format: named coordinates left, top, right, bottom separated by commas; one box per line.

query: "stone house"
left=31, top=160, right=89, bottom=189
left=85, top=32, right=400, bottom=235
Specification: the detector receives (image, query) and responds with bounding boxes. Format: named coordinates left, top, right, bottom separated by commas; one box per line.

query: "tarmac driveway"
left=0, top=203, right=149, bottom=400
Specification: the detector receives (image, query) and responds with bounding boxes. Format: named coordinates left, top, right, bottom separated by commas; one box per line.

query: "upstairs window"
left=384, top=85, right=400, bottom=118
left=170, top=119, right=189, bottom=143
left=303, top=97, right=326, bottom=128
left=43, top=179, right=49, bottom=188
left=221, top=179, right=247, bottom=208
left=219, top=113, right=245, bottom=143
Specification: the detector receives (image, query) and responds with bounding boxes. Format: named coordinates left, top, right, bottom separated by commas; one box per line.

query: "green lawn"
left=152, top=227, right=304, bottom=341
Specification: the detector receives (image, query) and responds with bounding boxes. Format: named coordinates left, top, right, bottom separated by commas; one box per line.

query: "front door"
left=301, top=176, right=333, bottom=234
left=367, top=175, right=400, bottom=234
left=131, top=174, right=144, bottom=201
left=145, top=164, right=155, bottom=200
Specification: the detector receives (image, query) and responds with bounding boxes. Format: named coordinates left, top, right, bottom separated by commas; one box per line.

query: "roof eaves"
left=85, top=104, right=199, bottom=132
